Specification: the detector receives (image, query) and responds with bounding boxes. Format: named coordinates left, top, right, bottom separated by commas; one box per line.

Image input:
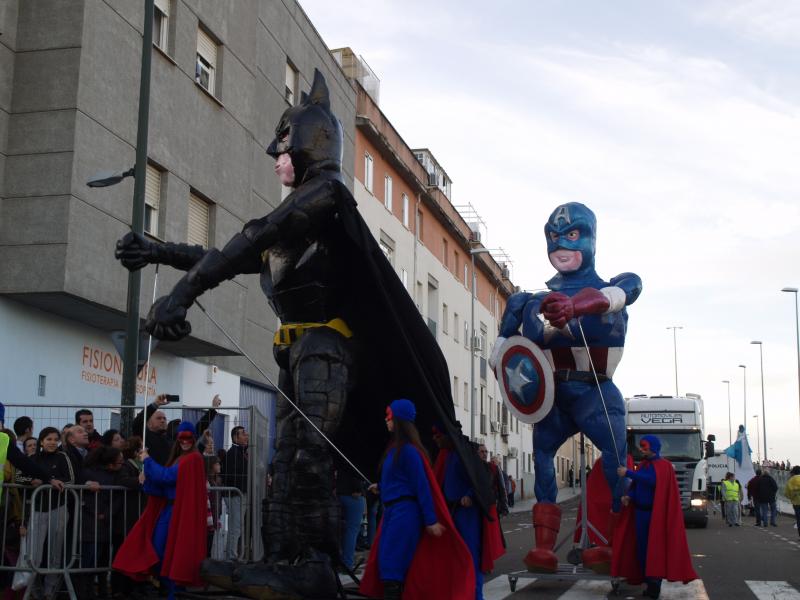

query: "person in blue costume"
left=490, top=202, right=642, bottom=573
left=435, top=428, right=484, bottom=600
left=619, top=435, right=661, bottom=598
left=363, top=399, right=444, bottom=600
left=114, top=421, right=207, bottom=599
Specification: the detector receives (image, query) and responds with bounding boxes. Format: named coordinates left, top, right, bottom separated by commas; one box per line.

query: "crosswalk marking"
left=483, top=575, right=536, bottom=600
left=481, top=576, right=710, bottom=599
left=745, top=581, right=800, bottom=599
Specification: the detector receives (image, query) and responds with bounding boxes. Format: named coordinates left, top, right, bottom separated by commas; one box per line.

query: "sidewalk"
left=510, top=486, right=581, bottom=515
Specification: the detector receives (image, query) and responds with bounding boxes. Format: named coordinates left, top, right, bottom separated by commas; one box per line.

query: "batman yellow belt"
left=273, top=318, right=353, bottom=346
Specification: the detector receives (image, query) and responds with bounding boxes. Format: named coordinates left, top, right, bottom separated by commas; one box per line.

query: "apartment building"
left=0, top=0, right=355, bottom=445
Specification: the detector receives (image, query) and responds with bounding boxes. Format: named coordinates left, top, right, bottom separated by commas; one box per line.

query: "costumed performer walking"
left=113, top=421, right=207, bottom=599
left=432, top=425, right=505, bottom=600
left=612, top=434, right=697, bottom=599
left=360, top=399, right=473, bottom=600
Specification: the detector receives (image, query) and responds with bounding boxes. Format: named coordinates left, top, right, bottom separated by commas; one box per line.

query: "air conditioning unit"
left=500, top=424, right=509, bottom=436
left=472, top=335, right=483, bottom=353
left=500, top=263, right=510, bottom=280
left=490, top=420, right=500, bottom=433
left=507, top=447, right=519, bottom=458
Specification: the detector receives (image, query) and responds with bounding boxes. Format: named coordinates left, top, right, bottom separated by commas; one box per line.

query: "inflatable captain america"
left=489, top=202, right=642, bottom=573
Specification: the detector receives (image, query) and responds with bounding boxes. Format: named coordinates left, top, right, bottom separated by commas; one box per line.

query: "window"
left=453, top=251, right=459, bottom=277
left=464, top=264, right=468, bottom=287
left=417, top=209, right=424, bottom=242
left=284, top=61, right=298, bottom=105
left=463, top=382, right=469, bottom=412
left=154, top=0, right=170, bottom=50
left=453, top=376, right=459, bottom=407
left=402, top=193, right=409, bottom=228
left=196, top=27, right=218, bottom=94
left=401, top=268, right=408, bottom=289
left=453, top=313, right=459, bottom=342
left=364, top=153, right=374, bottom=192
left=464, top=321, right=469, bottom=349
left=442, top=304, right=449, bottom=335
left=442, top=238, right=449, bottom=270
left=384, top=175, right=393, bottom=211
left=379, top=230, right=395, bottom=266
left=37, top=374, right=46, bottom=397
left=144, top=164, right=162, bottom=237
left=188, top=193, right=211, bottom=247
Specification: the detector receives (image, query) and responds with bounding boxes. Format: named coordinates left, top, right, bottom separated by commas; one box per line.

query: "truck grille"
left=672, top=462, right=697, bottom=507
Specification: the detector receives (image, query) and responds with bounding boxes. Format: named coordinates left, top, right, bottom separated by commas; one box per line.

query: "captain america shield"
left=495, top=336, right=554, bottom=424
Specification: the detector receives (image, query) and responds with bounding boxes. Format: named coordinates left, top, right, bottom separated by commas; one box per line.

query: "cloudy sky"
left=300, top=0, right=800, bottom=463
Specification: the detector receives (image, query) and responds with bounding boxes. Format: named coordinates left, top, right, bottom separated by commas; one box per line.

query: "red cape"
left=360, top=448, right=474, bottom=599
left=574, top=456, right=634, bottom=545
left=433, top=448, right=505, bottom=573
left=113, top=452, right=208, bottom=587
left=611, top=458, right=697, bottom=584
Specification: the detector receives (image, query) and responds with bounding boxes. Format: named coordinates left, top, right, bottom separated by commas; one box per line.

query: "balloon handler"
left=115, top=70, right=494, bottom=599
left=490, top=202, right=642, bottom=574
left=611, top=435, right=698, bottom=598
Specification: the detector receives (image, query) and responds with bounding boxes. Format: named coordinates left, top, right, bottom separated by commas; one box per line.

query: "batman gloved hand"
left=541, top=287, right=610, bottom=329
left=115, top=231, right=205, bottom=272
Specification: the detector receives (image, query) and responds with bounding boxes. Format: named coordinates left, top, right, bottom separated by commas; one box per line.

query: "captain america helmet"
left=544, top=202, right=597, bottom=274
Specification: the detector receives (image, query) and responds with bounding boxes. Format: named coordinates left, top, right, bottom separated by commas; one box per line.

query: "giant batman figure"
left=115, top=70, right=492, bottom=598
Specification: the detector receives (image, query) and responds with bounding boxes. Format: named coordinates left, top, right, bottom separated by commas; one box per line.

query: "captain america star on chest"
left=489, top=201, right=642, bottom=574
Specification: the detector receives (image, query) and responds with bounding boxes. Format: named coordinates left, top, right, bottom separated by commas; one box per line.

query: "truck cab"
left=625, top=394, right=714, bottom=528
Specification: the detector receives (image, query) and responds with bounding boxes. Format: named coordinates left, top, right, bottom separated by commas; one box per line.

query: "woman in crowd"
left=27, top=427, right=75, bottom=600
left=360, top=399, right=472, bottom=600
left=113, top=422, right=207, bottom=600
left=101, top=429, right=126, bottom=450
left=22, top=437, right=37, bottom=457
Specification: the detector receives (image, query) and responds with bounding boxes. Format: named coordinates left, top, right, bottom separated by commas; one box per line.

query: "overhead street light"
left=85, top=0, right=155, bottom=436
left=753, top=414, right=760, bottom=464
left=750, top=341, right=767, bottom=462
left=86, top=167, right=135, bottom=188
left=721, top=379, right=732, bottom=445
left=781, top=287, right=800, bottom=426
left=666, top=326, right=683, bottom=396
left=738, top=364, right=747, bottom=430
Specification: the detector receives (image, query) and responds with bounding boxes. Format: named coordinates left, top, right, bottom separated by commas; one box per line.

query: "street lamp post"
left=470, top=247, right=492, bottom=441
left=666, top=326, right=683, bottom=396
left=782, top=287, right=800, bottom=424
left=753, top=414, right=760, bottom=465
left=738, top=364, right=747, bottom=430
left=751, top=340, right=767, bottom=462
left=721, top=379, right=732, bottom=445
left=88, top=0, right=154, bottom=436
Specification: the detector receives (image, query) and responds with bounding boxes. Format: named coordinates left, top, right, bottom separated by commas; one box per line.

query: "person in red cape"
left=360, top=400, right=474, bottom=600
left=432, top=425, right=505, bottom=584
left=113, top=421, right=207, bottom=599
left=612, top=434, right=697, bottom=599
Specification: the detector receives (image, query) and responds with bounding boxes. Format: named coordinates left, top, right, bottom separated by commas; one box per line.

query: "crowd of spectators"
left=0, top=394, right=244, bottom=600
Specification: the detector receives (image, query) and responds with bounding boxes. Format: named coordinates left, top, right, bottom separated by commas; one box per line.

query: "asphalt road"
left=484, top=497, right=800, bottom=599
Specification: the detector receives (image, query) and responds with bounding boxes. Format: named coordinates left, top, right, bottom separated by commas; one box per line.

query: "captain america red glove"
left=541, top=287, right=610, bottom=329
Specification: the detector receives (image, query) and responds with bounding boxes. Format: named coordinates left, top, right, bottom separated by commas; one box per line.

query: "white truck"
left=625, top=394, right=716, bottom=528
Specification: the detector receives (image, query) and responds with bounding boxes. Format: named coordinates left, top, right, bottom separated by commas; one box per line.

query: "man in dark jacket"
left=746, top=472, right=762, bottom=526
left=75, top=409, right=103, bottom=450
left=223, top=426, right=249, bottom=559
left=754, top=469, right=779, bottom=527
left=479, top=445, right=508, bottom=515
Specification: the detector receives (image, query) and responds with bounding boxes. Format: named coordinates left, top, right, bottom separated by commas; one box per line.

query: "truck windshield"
left=630, top=432, right=703, bottom=462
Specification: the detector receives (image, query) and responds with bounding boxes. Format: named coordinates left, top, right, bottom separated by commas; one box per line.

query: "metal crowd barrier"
left=0, top=482, right=246, bottom=599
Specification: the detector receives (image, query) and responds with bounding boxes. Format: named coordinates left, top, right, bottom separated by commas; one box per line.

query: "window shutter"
left=145, top=165, right=161, bottom=209
left=188, top=194, right=210, bottom=247
left=155, top=0, right=169, bottom=14
left=197, top=28, right=217, bottom=67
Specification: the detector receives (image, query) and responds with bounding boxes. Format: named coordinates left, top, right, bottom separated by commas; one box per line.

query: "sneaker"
left=771, top=523, right=778, bottom=527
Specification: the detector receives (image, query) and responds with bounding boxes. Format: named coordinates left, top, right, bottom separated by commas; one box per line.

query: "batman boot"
left=233, top=550, right=337, bottom=600
left=200, top=558, right=238, bottom=591
left=382, top=580, right=403, bottom=600
left=582, top=510, right=620, bottom=574
left=524, top=503, right=561, bottom=573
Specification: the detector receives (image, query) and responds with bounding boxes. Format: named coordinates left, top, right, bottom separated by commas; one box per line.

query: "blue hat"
left=0, top=401, right=4, bottom=424
left=388, top=399, right=416, bottom=423
left=176, top=421, right=196, bottom=438
left=639, top=434, right=661, bottom=457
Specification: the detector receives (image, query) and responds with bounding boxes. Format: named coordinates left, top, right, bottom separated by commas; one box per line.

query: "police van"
left=625, top=394, right=716, bottom=528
